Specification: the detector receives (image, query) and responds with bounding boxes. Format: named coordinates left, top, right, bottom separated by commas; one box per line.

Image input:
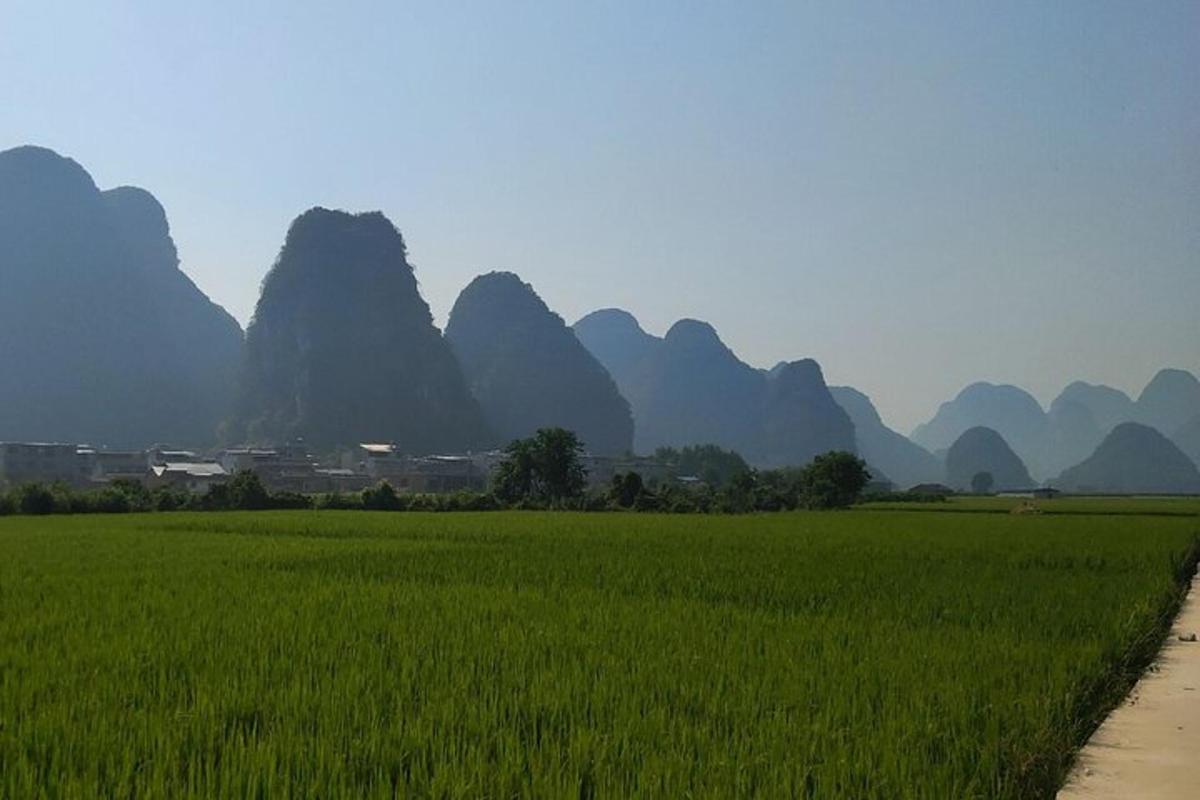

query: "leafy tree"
left=654, top=444, right=749, bottom=487
left=231, top=470, right=271, bottom=510
left=109, top=478, right=152, bottom=512
left=362, top=481, right=403, bottom=511
left=715, top=468, right=759, bottom=513
left=15, top=483, right=58, bottom=515
left=91, top=487, right=132, bottom=514
left=493, top=428, right=587, bottom=505
left=531, top=428, right=587, bottom=502
left=492, top=438, right=537, bottom=504
left=608, top=472, right=646, bottom=508
left=971, top=471, right=995, bottom=494
left=799, top=452, right=870, bottom=509
left=754, top=467, right=806, bottom=511
left=150, top=485, right=192, bottom=512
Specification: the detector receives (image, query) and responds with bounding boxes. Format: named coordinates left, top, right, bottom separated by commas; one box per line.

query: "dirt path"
left=1057, top=568, right=1200, bottom=799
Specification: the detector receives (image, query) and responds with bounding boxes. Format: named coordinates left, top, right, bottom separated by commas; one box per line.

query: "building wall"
left=0, top=443, right=92, bottom=487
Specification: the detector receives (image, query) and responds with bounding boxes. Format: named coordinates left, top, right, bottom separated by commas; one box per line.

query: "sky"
left=2, top=1, right=1197, bottom=433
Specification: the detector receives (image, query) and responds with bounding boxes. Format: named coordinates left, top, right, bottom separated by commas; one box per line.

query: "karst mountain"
left=1053, top=422, right=1200, bottom=494
left=445, top=272, right=633, bottom=454
left=573, top=309, right=854, bottom=467
left=911, top=383, right=1048, bottom=475
left=912, top=369, right=1200, bottom=480
left=944, top=427, right=1035, bottom=491
left=829, top=387, right=943, bottom=488
left=0, top=145, right=242, bottom=448
left=229, top=208, right=491, bottom=452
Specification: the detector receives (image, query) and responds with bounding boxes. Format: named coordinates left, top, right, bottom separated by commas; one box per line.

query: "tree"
left=362, top=480, right=403, bottom=511
left=799, top=451, right=870, bottom=509
left=654, top=444, right=749, bottom=487
left=15, top=483, right=57, bottom=515
left=492, top=438, right=536, bottom=504
left=971, top=471, right=995, bottom=494
left=530, top=428, right=587, bottom=502
left=716, top=468, right=759, bottom=513
left=226, top=470, right=270, bottom=510
left=608, top=472, right=645, bottom=508
left=492, top=427, right=587, bottom=505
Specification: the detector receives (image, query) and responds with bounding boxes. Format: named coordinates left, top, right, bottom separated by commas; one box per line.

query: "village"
left=0, top=440, right=674, bottom=496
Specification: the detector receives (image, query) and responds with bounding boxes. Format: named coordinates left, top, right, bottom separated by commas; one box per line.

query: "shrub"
left=227, top=471, right=270, bottom=510
left=151, top=486, right=192, bottom=512
left=799, top=452, right=870, bottom=510
left=16, top=483, right=60, bottom=515
left=109, top=479, right=152, bottom=512
left=362, top=481, right=403, bottom=511
left=90, top=487, right=132, bottom=514
left=407, top=493, right=438, bottom=512
left=269, top=491, right=313, bottom=510
left=315, top=492, right=362, bottom=511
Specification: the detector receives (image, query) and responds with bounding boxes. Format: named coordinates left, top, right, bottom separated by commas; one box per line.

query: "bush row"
left=1, top=461, right=874, bottom=517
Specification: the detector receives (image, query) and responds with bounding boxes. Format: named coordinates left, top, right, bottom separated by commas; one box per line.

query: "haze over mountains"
left=911, top=370, right=1200, bottom=484
left=1, top=145, right=1197, bottom=494
left=0, top=146, right=242, bottom=448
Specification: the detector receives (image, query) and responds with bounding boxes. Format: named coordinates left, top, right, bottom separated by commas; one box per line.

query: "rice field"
left=0, top=509, right=1196, bottom=798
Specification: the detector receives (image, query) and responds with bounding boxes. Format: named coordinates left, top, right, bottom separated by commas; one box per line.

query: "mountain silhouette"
left=633, top=319, right=764, bottom=456
left=1039, top=382, right=1138, bottom=477
left=572, top=308, right=662, bottom=393
left=830, top=386, right=943, bottom=488
left=0, top=145, right=242, bottom=447
left=229, top=208, right=491, bottom=452
left=445, top=272, right=633, bottom=454
left=759, top=360, right=856, bottom=468
left=912, top=383, right=1048, bottom=477
left=1050, top=381, right=1135, bottom=433
left=1054, top=422, right=1200, bottom=494
left=944, top=426, right=1034, bottom=491
left=573, top=308, right=853, bottom=465
left=1134, top=368, right=1200, bottom=437
left=1172, top=415, right=1200, bottom=469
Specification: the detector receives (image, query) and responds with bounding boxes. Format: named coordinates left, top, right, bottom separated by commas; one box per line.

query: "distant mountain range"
left=911, top=370, right=1200, bottom=484
left=2, top=144, right=1196, bottom=494
left=573, top=309, right=854, bottom=468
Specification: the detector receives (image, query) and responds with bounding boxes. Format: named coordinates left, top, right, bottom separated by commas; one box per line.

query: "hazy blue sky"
left=2, top=1, right=1196, bottom=432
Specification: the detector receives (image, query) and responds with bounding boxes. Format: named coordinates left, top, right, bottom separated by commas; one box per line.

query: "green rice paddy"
left=1, top=507, right=1196, bottom=798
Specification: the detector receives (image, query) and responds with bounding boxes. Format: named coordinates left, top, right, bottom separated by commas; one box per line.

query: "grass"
left=0, top=509, right=1196, bottom=798
left=861, top=495, right=1200, bottom=516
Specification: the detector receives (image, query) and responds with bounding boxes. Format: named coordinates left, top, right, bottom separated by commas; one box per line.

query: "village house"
left=580, top=454, right=672, bottom=489
left=220, top=443, right=373, bottom=493
left=148, top=462, right=229, bottom=494
left=0, top=442, right=93, bottom=487
left=90, top=450, right=152, bottom=483
left=355, top=444, right=492, bottom=492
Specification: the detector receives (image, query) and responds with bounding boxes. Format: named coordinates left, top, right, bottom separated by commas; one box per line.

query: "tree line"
left=0, top=429, right=871, bottom=517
